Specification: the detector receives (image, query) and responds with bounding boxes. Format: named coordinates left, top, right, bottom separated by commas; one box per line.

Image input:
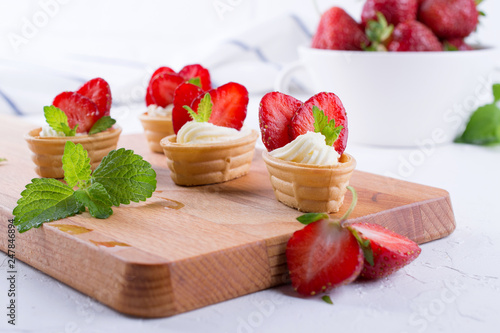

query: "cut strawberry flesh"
left=149, top=73, right=185, bottom=108
left=172, top=82, right=205, bottom=134
left=53, top=91, right=100, bottom=133
left=178, top=64, right=212, bottom=91
left=76, top=77, right=111, bottom=118
left=146, top=67, right=176, bottom=106
left=259, top=92, right=302, bottom=151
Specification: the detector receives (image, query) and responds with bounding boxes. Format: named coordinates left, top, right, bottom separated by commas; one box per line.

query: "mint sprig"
left=44, top=105, right=78, bottom=136
left=183, top=93, right=212, bottom=123
left=455, top=84, right=500, bottom=145
left=89, top=116, right=116, bottom=135
left=312, top=106, right=343, bottom=146
left=13, top=142, right=157, bottom=232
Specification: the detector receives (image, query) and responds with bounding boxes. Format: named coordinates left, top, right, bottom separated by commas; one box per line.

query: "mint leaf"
left=44, top=105, right=77, bottom=136
left=62, top=142, right=91, bottom=188
left=312, top=106, right=343, bottom=146
left=0, top=157, right=6, bottom=162
left=188, top=77, right=202, bottom=88
left=455, top=103, right=500, bottom=145
left=321, top=295, right=333, bottom=305
left=13, top=178, right=84, bottom=233
left=183, top=93, right=212, bottom=123
left=297, top=213, right=329, bottom=225
left=91, top=148, right=157, bottom=206
left=493, top=84, right=500, bottom=103
left=74, top=182, right=113, bottom=219
left=89, top=116, right=116, bottom=135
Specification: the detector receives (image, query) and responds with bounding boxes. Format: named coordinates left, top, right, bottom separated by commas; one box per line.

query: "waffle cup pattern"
left=139, top=113, right=174, bottom=153
left=25, top=127, right=122, bottom=178
left=160, top=130, right=259, bottom=186
left=262, top=152, right=356, bottom=213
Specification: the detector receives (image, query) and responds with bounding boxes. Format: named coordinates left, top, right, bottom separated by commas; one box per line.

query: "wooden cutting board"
left=0, top=115, right=455, bottom=318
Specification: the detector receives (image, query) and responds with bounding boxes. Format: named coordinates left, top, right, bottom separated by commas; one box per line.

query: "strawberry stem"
left=340, top=186, right=357, bottom=222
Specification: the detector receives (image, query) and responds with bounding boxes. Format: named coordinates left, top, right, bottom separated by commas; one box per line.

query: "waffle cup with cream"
left=160, top=83, right=257, bottom=186
left=140, top=65, right=211, bottom=153
left=26, top=78, right=120, bottom=178
left=260, top=92, right=355, bottom=213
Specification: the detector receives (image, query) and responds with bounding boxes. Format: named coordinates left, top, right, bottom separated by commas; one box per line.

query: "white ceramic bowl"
left=276, top=46, right=499, bottom=147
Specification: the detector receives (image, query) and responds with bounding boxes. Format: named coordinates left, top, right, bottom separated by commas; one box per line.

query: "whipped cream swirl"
left=270, top=132, right=340, bottom=165
left=147, top=104, right=173, bottom=117
left=177, top=121, right=250, bottom=144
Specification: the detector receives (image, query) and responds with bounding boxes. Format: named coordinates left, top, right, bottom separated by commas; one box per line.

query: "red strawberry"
left=289, top=92, right=348, bottom=155
left=178, top=64, right=212, bottom=91
left=348, top=223, right=421, bottom=279
left=388, top=21, right=442, bottom=51
left=172, top=82, right=204, bottom=134
left=418, top=0, right=479, bottom=39
left=362, top=0, right=418, bottom=26
left=286, top=218, right=364, bottom=296
left=190, top=82, right=248, bottom=130
left=76, top=78, right=112, bottom=118
left=53, top=92, right=99, bottom=133
left=444, top=38, right=473, bottom=51
left=312, top=7, right=369, bottom=50
left=259, top=92, right=303, bottom=151
left=148, top=73, right=185, bottom=108
left=145, top=67, right=175, bottom=106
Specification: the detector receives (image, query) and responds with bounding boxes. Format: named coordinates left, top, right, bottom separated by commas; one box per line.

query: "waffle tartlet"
left=160, top=130, right=258, bottom=186
left=25, top=127, right=122, bottom=178
left=262, top=152, right=356, bottom=213
left=138, top=112, right=174, bottom=153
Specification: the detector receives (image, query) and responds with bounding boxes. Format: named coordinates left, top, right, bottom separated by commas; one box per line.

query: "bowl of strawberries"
left=277, top=0, right=498, bottom=147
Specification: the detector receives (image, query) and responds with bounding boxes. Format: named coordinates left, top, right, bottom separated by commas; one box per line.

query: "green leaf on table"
left=89, top=116, right=116, bottom=135
left=188, top=77, right=202, bottom=88
left=312, top=106, right=343, bottom=146
left=12, top=178, right=84, bottom=233
left=0, top=157, right=6, bottom=162
left=44, top=105, right=78, bottom=136
left=296, top=213, right=330, bottom=225
left=91, top=148, right=157, bottom=206
left=74, top=182, right=113, bottom=219
left=183, top=93, right=212, bottom=123
left=62, top=142, right=91, bottom=188
left=492, top=84, right=500, bottom=103
left=321, top=295, right=334, bottom=305
left=455, top=103, right=500, bottom=145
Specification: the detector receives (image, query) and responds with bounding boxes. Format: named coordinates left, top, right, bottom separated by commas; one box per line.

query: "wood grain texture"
left=0, top=115, right=456, bottom=317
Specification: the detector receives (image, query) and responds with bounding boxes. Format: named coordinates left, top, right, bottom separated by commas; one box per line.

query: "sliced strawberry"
left=178, top=64, right=212, bottom=91
left=146, top=67, right=176, bottom=106
left=149, top=73, right=185, bottom=108
left=259, top=92, right=302, bottom=151
left=286, top=218, right=364, bottom=296
left=191, top=82, right=248, bottom=130
left=348, top=223, right=421, bottom=279
left=76, top=78, right=111, bottom=118
left=172, top=82, right=205, bottom=134
left=53, top=92, right=99, bottom=133
left=289, top=92, right=348, bottom=155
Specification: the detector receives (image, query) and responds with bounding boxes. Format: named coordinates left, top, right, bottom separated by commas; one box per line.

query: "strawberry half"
left=53, top=92, right=100, bottom=133
left=348, top=223, right=421, bottom=279
left=287, top=219, right=364, bottom=296
left=178, top=64, right=212, bottom=91
left=289, top=92, right=348, bottom=155
left=148, top=73, right=185, bottom=108
left=259, top=92, right=303, bottom=151
left=190, top=82, right=248, bottom=130
left=76, top=78, right=112, bottom=118
left=172, top=82, right=204, bottom=134
left=145, top=67, right=175, bottom=106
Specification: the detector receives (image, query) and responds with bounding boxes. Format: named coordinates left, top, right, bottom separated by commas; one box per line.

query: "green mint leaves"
left=183, top=93, right=212, bottom=123
left=44, top=105, right=116, bottom=136
left=13, top=141, right=157, bottom=232
left=364, top=12, right=393, bottom=52
left=188, top=77, right=202, bottom=88
left=89, top=116, right=116, bottom=135
left=455, top=84, right=500, bottom=146
left=44, top=105, right=78, bottom=136
left=312, top=106, right=343, bottom=146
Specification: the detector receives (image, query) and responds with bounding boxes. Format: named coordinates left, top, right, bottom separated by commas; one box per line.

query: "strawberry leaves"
left=364, top=12, right=394, bottom=51
left=312, top=106, right=343, bottom=146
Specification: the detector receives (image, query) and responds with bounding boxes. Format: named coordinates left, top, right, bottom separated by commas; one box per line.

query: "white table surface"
left=1, top=98, right=499, bottom=333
